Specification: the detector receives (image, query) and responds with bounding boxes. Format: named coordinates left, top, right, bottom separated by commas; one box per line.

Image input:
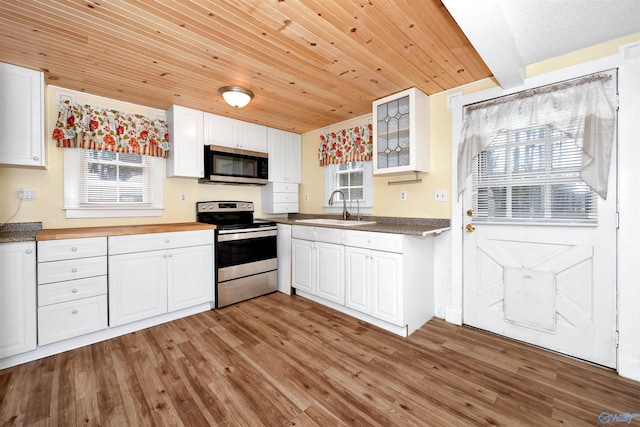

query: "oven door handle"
left=217, top=229, right=278, bottom=242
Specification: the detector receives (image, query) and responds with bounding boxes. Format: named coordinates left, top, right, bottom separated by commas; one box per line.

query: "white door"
left=109, top=250, right=168, bottom=326
left=463, top=125, right=617, bottom=368
left=316, top=242, right=345, bottom=305
left=167, top=245, right=213, bottom=312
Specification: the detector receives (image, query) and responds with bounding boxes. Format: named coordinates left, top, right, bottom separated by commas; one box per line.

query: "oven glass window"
left=217, top=235, right=277, bottom=268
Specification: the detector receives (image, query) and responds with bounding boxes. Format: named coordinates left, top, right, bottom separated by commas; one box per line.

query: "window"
left=325, top=161, right=373, bottom=213
left=472, top=124, right=597, bottom=224
left=81, top=150, right=151, bottom=204
left=64, top=148, right=163, bottom=218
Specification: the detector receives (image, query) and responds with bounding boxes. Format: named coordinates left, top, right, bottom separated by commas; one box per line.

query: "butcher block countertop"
left=36, top=222, right=216, bottom=241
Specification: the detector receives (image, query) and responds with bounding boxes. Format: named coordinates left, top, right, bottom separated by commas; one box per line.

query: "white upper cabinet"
left=372, top=87, right=429, bottom=175
left=0, top=62, right=45, bottom=167
left=267, top=128, right=301, bottom=183
left=166, top=105, right=204, bottom=178
left=204, top=113, right=267, bottom=153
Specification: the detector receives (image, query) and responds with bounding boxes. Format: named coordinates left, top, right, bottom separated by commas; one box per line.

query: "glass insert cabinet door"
left=372, top=87, right=430, bottom=175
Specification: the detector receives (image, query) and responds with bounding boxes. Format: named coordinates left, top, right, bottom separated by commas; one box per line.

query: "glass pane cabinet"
left=372, top=87, right=430, bottom=175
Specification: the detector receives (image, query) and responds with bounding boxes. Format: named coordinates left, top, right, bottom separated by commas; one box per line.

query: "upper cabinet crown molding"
left=372, top=87, right=430, bottom=175
left=0, top=62, right=45, bottom=167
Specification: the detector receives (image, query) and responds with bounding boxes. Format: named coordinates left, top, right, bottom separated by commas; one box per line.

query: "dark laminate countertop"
left=0, top=222, right=43, bottom=243
left=277, top=214, right=450, bottom=236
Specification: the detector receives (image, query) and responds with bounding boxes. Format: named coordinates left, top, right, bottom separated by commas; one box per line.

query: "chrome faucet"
left=328, top=190, right=350, bottom=220
left=350, top=198, right=361, bottom=221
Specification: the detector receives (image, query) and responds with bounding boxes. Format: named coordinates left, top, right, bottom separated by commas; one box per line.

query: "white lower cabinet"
left=293, top=225, right=434, bottom=337
left=37, top=237, right=108, bottom=345
left=292, top=226, right=345, bottom=305
left=108, top=250, right=168, bottom=326
left=108, top=230, right=214, bottom=327
left=0, top=242, right=37, bottom=358
left=346, top=247, right=403, bottom=326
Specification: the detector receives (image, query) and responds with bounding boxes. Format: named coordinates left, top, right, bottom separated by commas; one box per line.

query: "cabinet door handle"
left=163, top=254, right=167, bottom=258
left=168, top=253, right=173, bottom=258
left=33, top=156, right=39, bottom=161
left=72, top=288, right=78, bottom=293
left=72, top=309, right=78, bottom=315
left=26, top=249, right=33, bottom=254
left=71, top=268, right=78, bottom=273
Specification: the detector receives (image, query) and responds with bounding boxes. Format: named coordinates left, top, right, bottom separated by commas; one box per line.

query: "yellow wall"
left=299, top=32, right=640, bottom=219
left=0, top=86, right=272, bottom=228
left=3, top=32, right=640, bottom=227
left=300, top=97, right=453, bottom=219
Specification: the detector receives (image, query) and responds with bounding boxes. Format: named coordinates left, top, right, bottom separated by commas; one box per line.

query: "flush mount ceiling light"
left=218, top=86, right=254, bottom=108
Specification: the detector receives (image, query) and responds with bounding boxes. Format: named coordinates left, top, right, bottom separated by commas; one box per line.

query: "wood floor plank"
left=1, top=292, right=639, bottom=426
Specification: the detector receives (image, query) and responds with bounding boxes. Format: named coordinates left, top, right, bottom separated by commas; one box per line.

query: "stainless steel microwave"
left=200, top=145, right=269, bottom=185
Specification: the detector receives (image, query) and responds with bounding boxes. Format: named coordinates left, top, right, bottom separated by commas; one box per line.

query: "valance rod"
left=466, top=73, right=613, bottom=112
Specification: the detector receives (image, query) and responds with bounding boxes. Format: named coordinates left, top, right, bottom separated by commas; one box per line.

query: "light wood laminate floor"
left=1, top=292, right=639, bottom=426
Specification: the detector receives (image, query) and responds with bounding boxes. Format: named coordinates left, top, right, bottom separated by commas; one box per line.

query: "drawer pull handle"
left=72, top=268, right=78, bottom=273
left=367, top=239, right=372, bottom=243
left=72, top=288, right=78, bottom=293
left=72, top=309, right=78, bottom=315
left=168, top=253, right=173, bottom=258
left=26, top=249, right=33, bottom=254
left=165, top=239, right=170, bottom=243
left=71, top=247, right=78, bottom=252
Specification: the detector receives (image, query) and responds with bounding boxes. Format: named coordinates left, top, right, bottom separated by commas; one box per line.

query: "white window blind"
left=334, top=162, right=365, bottom=201
left=472, top=124, right=598, bottom=225
left=79, top=150, right=152, bottom=206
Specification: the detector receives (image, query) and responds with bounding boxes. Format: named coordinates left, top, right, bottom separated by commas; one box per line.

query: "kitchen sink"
left=295, top=218, right=376, bottom=227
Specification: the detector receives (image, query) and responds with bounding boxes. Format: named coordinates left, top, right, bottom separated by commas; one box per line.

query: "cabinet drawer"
left=38, top=237, right=107, bottom=262
left=292, top=225, right=344, bottom=244
left=270, top=182, right=298, bottom=193
left=38, top=256, right=107, bottom=285
left=38, top=295, right=108, bottom=345
left=270, top=202, right=299, bottom=213
left=272, top=193, right=298, bottom=203
left=38, top=275, right=107, bottom=306
left=344, top=230, right=403, bottom=253
left=109, top=229, right=214, bottom=255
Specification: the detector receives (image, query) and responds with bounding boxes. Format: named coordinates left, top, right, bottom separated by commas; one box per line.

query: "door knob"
left=465, top=223, right=476, bottom=232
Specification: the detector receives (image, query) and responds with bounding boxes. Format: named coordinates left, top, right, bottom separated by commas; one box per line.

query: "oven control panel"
left=197, top=201, right=254, bottom=213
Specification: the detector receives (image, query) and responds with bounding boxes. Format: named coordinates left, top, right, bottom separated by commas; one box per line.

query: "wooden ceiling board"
left=0, top=0, right=492, bottom=133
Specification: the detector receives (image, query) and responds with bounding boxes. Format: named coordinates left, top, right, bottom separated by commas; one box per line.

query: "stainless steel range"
left=196, top=201, right=278, bottom=308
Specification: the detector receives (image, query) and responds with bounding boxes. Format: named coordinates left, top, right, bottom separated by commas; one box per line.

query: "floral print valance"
left=318, top=123, right=373, bottom=166
left=52, top=101, right=170, bottom=158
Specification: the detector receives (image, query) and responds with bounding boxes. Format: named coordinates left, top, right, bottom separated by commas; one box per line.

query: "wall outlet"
left=18, top=188, right=36, bottom=201
left=400, top=190, right=407, bottom=201
left=304, top=193, right=310, bottom=201
left=179, top=192, right=187, bottom=202
left=434, top=190, right=447, bottom=202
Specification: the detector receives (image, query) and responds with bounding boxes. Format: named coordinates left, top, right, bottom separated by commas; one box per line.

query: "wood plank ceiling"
left=0, top=0, right=492, bottom=133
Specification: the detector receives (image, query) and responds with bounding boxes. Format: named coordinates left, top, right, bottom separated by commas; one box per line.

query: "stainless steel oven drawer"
left=217, top=270, right=277, bottom=308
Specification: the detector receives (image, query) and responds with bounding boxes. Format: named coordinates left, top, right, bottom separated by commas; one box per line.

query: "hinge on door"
left=616, top=211, right=620, bottom=229
left=616, top=93, right=620, bottom=110
left=615, top=330, right=620, bottom=348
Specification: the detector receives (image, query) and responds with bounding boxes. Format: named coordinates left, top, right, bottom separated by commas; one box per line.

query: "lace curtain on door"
left=457, top=72, right=617, bottom=199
